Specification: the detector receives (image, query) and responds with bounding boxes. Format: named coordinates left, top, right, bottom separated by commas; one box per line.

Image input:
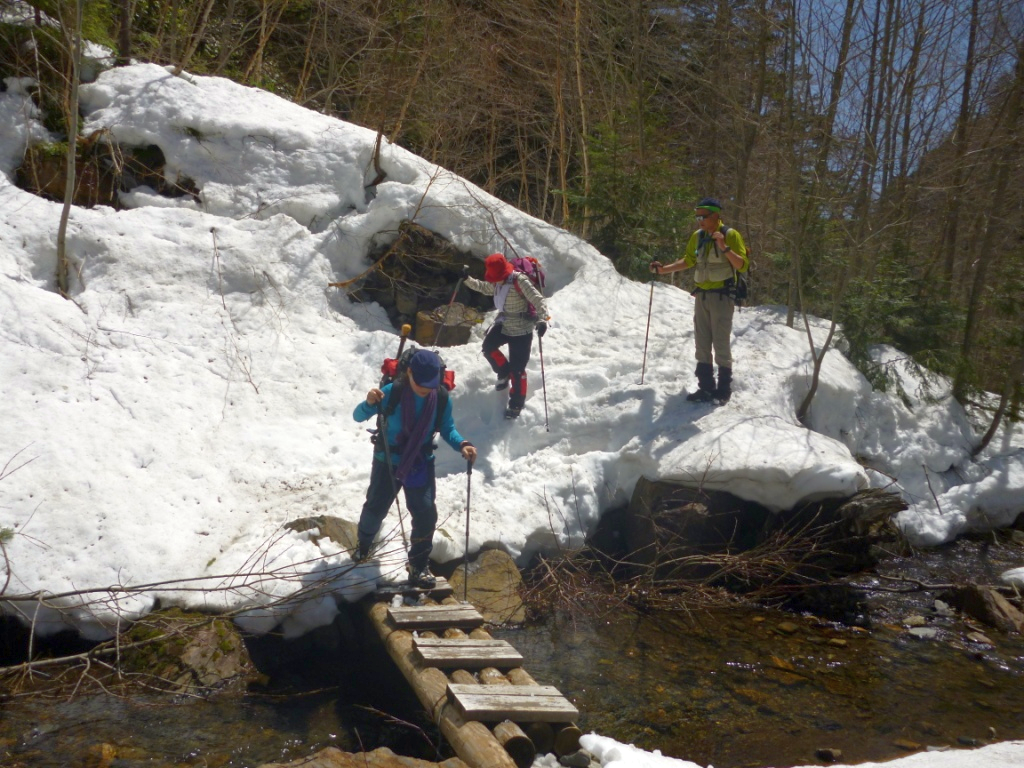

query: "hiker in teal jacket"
left=352, top=349, right=477, bottom=587
left=649, top=197, right=749, bottom=403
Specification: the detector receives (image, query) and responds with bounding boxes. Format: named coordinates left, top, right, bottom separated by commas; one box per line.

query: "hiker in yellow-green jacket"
left=649, top=197, right=749, bottom=404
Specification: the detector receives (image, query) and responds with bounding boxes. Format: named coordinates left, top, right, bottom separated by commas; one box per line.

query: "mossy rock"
left=123, top=608, right=260, bottom=695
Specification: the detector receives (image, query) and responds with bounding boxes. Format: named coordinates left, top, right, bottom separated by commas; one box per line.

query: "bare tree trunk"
left=167, top=0, right=178, bottom=63
left=785, top=0, right=859, bottom=327
left=173, top=0, right=217, bottom=76
left=555, top=3, right=570, bottom=228
left=811, top=0, right=859, bottom=184
left=895, top=0, right=928, bottom=199
left=391, top=31, right=430, bottom=147
left=57, top=0, right=85, bottom=299
left=116, top=0, right=132, bottom=66
left=972, top=340, right=1024, bottom=457
left=783, top=6, right=800, bottom=328
left=850, top=0, right=893, bottom=280
left=796, top=315, right=839, bottom=423
left=935, top=0, right=980, bottom=295
left=244, top=0, right=289, bottom=84
left=294, top=0, right=321, bottom=102
left=573, top=0, right=591, bottom=238
left=735, top=0, right=770, bottom=217
left=213, top=0, right=239, bottom=75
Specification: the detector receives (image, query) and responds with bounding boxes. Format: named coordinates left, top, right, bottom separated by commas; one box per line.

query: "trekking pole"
left=463, top=458, right=472, bottom=603
left=640, top=280, right=655, bottom=384
left=537, top=331, right=550, bottom=432
left=433, top=265, right=471, bottom=348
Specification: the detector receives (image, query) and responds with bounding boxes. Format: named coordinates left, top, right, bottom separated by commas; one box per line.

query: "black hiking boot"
left=690, top=361, right=716, bottom=402
left=407, top=565, right=436, bottom=589
left=504, top=405, right=522, bottom=419
left=495, top=374, right=510, bottom=391
left=686, top=389, right=715, bottom=403
left=715, top=366, right=733, bottom=404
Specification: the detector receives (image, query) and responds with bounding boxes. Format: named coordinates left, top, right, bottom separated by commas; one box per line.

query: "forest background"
left=3, top=0, right=1023, bottom=425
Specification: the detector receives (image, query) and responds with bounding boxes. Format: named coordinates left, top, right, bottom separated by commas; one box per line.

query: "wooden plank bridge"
left=366, top=578, right=582, bottom=768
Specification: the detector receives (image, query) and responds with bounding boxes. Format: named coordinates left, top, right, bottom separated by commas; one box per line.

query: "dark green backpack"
left=720, top=225, right=749, bottom=307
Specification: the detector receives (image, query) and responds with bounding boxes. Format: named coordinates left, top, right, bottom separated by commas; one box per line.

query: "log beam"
left=367, top=602, right=517, bottom=768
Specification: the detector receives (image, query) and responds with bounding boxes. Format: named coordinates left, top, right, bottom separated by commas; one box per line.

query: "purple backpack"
left=507, top=256, right=546, bottom=319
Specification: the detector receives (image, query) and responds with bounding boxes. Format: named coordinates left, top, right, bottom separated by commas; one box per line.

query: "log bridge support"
left=365, top=580, right=581, bottom=768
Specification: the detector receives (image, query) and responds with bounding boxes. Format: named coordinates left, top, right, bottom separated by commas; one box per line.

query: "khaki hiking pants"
left=693, top=290, right=735, bottom=369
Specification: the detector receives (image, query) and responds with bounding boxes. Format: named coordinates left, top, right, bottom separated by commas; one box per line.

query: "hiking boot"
left=504, top=405, right=522, bottom=419
left=695, top=362, right=716, bottom=391
left=714, top=366, right=733, bottom=404
left=407, top=565, right=436, bottom=589
left=353, top=544, right=372, bottom=563
left=495, top=374, right=510, bottom=391
left=685, top=389, right=715, bottom=403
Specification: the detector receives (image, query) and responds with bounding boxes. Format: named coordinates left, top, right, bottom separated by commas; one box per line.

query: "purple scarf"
left=394, top=383, right=438, bottom=486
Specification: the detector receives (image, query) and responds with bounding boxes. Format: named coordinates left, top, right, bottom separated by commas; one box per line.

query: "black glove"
left=536, top=321, right=547, bottom=338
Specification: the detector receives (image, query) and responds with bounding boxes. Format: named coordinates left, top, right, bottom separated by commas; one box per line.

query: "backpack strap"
left=434, top=386, right=449, bottom=434
left=510, top=271, right=540, bottom=313
left=719, top=224, right=739, bottom=279
left=511, top=271, right=526, bottom=295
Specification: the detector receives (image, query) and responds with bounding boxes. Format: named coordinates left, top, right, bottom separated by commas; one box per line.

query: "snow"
left=574, top=734, right=1024, bottom=768
left=1, top=52, right=1023, bottom=768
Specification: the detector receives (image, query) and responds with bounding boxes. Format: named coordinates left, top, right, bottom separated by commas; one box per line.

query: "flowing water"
left=493, top=604, right=1024, bottom=768
left=2, top=539, right=1023, bottom=767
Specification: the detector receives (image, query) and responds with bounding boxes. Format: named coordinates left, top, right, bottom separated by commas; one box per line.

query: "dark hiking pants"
left=483, top=323, right=534, bottom=409
left=358, top=457, right=437, bottom=572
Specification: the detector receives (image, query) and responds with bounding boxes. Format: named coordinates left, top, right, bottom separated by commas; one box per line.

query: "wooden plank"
left=389, top=604, right=484, bottom=630
left=413, top=637, right=523, bottom=669
left=365, top=602, right=517, bottom=768
left=376, top=577, right=454, bottom=599
left=447, top=683, right=579, bottom=723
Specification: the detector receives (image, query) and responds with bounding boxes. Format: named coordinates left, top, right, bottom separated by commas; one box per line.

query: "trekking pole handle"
left=395, top=323, right=412, bottom=357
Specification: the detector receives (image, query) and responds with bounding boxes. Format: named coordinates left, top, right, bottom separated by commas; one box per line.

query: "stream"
left=1, top=536, right=1023, bottom=768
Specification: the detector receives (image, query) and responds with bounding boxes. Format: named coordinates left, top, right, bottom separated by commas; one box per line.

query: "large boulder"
left=449, top=548, right=526, bottom=625
left=122, top=609, right=260, bottom=695
left=286, top=515, right=359, bottom=557
left=944, top=585, right=1024, bottom=634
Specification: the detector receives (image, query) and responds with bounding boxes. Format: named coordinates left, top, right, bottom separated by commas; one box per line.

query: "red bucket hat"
left=484, top=253, right=514, bottom=283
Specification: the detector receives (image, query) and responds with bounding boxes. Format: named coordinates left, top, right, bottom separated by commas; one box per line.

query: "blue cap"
left=695, top=197, right=722, bottom=213
left=409, top=349, right=441, bottom=388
